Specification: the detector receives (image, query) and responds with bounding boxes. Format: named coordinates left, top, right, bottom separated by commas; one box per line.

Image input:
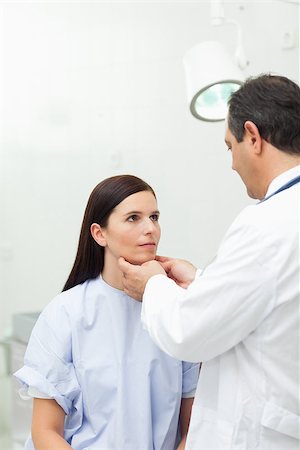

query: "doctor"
left=119, top=74, right=300, bottom=449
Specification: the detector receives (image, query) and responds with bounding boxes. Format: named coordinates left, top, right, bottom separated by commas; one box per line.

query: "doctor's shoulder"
left=226, top=198, right=290, bottom=237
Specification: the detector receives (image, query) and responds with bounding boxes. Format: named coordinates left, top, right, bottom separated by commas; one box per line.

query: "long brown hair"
left=62, top=175, right=155, bottom=291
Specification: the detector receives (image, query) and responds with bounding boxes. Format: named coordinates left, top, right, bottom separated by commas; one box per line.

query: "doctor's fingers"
left=155, top=255, right=173, bottom=263
left=156, top=258, right=181, bottom=277
left=118, top=256, right=135, bottom=275
left=159, top=260, right=173, bottom=273
left=124, top=289, right=143, bottom=301
left=119, top=262, right=142, bottom=286
left=122, top=276, right=143, bottom=301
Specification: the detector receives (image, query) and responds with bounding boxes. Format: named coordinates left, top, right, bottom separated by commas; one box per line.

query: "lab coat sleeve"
left=141, top=210, right=277, bottom=363
left=14, top=296, right=82, bottom=416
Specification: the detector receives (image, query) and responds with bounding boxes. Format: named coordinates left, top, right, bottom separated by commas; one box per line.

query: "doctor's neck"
left=255, top=145, right=300, bottom=199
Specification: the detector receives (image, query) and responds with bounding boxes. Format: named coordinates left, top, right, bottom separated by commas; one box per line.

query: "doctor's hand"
left=118, top=257, right=166, bottom=301
left=156, top=255, right=197, bottom=289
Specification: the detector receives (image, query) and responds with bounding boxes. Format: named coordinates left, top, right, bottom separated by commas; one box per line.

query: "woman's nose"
left=143, top=218, right=156, bottom=233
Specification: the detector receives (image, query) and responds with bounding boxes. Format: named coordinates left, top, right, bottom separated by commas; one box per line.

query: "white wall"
left=0, top=0, right=299, bottom=354
left=0, top=0, right=299, bottom=437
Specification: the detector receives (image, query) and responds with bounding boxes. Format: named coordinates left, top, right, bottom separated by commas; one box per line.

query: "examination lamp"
left=183, top=41, right=244, bottom=122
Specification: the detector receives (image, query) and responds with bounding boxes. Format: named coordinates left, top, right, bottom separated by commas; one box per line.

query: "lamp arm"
left=210, top=1, right=248, bottom=70
left=224, top=19, right=249, bottom=70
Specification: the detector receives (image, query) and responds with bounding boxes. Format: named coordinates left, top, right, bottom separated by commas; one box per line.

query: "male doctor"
left=119, top=74, right=300, bottom=450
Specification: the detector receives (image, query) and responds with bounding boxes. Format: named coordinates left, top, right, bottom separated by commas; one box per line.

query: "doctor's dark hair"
left=62, top=175, right=156, bottom=292
left=228, top=74, right=300, bottom=155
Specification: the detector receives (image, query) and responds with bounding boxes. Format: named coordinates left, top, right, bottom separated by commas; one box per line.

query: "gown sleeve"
left=181, top=361, right=200, bottom=398
left=14, top=296, right=82, bottom=416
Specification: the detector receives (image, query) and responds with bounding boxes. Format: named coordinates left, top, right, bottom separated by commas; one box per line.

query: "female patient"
left=14, top=175, right=199, bottom=450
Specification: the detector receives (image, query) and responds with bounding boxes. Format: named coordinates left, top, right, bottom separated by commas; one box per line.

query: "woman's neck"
left=101, top=255, right=124, bottom=291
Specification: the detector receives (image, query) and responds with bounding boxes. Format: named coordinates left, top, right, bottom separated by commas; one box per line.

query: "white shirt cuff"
left=19, top=386, right=51, bottom=400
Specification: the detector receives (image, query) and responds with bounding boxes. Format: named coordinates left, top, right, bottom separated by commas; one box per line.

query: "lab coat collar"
left=264, top=164, right=300, bottom=199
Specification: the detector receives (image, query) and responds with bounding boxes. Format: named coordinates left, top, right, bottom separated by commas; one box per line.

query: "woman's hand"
left=176, top=435, right=187, bottom=450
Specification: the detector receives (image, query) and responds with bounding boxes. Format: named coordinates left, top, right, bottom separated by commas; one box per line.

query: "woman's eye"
left=150, top=214, right=159, bottom=222
left=128, top=215, right=138, bottom=222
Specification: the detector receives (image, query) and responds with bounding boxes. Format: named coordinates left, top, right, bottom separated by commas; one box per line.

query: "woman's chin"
left=126, top=254, right=156, bottom=265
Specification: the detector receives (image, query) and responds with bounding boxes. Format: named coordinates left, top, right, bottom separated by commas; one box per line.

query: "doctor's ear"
left=90, top=223, right=107, bottom=247
left=244, top=121, right=262, bottom=153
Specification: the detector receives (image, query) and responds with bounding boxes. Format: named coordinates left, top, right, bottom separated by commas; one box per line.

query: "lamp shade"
left=183, top=41, right=244, bottom=121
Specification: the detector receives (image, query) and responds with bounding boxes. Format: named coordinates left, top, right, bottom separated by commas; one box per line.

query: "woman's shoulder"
left=41, top=278, right=100, bottom=320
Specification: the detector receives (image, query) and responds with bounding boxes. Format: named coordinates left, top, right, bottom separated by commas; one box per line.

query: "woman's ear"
left=244, top=120, right=262, bottom=155
left=90, top=223, right=107, bottom=247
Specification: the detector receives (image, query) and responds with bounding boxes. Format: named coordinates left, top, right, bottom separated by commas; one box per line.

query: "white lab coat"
left=141, top=166, right=300, bottom=449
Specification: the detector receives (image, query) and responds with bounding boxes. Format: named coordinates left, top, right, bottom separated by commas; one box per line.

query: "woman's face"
left=101, top=190, right=161, bottom=265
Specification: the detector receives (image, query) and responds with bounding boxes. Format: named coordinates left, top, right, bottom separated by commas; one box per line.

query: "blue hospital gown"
left=14, top=276, right=199, bottom=450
